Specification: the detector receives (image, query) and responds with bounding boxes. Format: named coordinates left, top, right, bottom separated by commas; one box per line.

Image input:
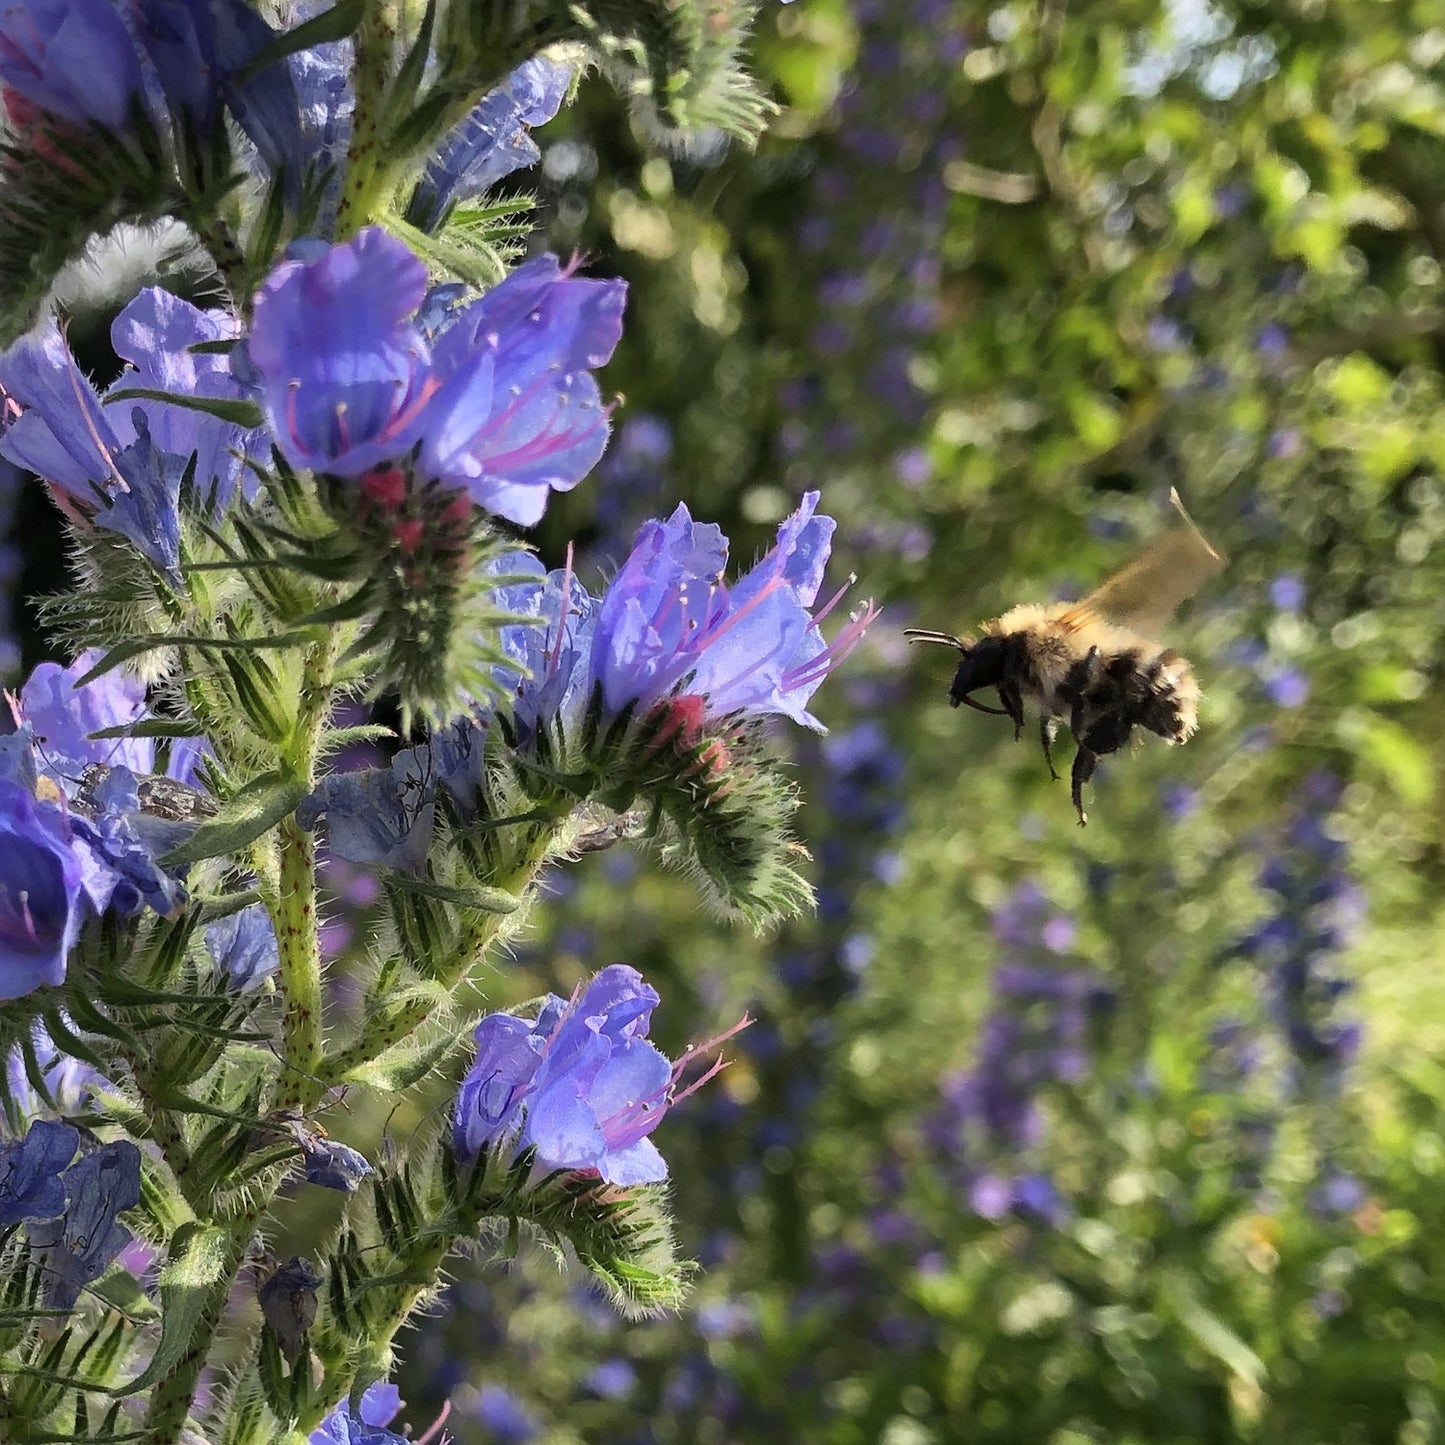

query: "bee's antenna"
left=903, top=629, right=972, bottom=653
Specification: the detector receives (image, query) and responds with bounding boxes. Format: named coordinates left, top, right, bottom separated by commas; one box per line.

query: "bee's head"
left=904, top=627, right=1012, bottom=714
left=947, top=634, right=1008, bottom=707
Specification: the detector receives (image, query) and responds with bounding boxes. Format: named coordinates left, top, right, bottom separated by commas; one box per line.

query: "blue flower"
left=588, top=492, right=877, bottom=731
left=0, top=780, right=87, bottom=1000
left=0, top=290, right=260, bottom=574
left=204, top=904, right=279, bottom=990
left=247, top=228, right=436, bottom=479
left=297, top=747, right=436, bottom=874
left=68, top=764, right=190, bottom=918
left=409, top=55, right=573, bottom=231
left=27, top=1139, right=142, bottom=1310
left=455, top=965, right=684, bottom=1185
left=308, top=1380, right=405, bottom=1443
left=488, top=552, right=596, bottom=744
left=0, top=1118, right=78, bottom=1224
left=14, top=651, right=153, bottom=782
left=292, top=1127, right=373, bottom=1193
left=0, top=0, right=148, bottom=133
left=248, top=230, right=626, bottom=526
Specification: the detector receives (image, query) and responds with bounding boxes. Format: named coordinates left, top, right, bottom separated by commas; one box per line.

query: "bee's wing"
left=1058, top=490, right=1225, bottom=639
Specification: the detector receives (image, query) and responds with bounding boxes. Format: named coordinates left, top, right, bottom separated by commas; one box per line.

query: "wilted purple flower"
left=454, top=964, right=740, bottom=1186
left=205, top=903, right=279, bottom=990
left=259, top=1255, right=323, bottom=1360
left=588, top=492, right=877, bottom=732
left=291, top=1126, right=372, bottom=1193
left=248, top=229, right=626, bottom=527
left=0, top=1118, right=77, bottom=1223
left=299, top=745, right=436, bottom=874
left=27, top=1138, right=141, bottom=1309
left=409, top=54, right=573, bottom=230
left=0, top=0, right=147, bottom=133
left=0, top=780, right=88, bottom=999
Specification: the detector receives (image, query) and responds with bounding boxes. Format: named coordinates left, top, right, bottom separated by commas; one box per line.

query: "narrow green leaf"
left=386, top=874, right=520, bottom=913
left=114, top=1222, right=232, bottom=1394
left=235, top=0, right=366, bottom=80
left=159, top=772, right=306, bottom=866
left=104, top=387, right=265, bottom=430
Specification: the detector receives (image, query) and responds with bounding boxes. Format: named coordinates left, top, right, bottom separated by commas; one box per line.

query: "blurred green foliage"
left=389, top=0, right=1445, bottom=1440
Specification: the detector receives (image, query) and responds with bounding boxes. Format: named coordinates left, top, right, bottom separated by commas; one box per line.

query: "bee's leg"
left=1070, top=746, right=1098, bottom=827
left=1039, top=715, right=1061, bottom=781
left=997, top=680, right=1025, bottom=741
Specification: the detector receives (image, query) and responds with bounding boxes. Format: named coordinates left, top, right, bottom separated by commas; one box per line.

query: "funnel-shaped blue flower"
left=455, top=964, right=741, bottom=1186
left=248, top=229, right=625, bottom=526
left=589, top=492, right=877, bottom=731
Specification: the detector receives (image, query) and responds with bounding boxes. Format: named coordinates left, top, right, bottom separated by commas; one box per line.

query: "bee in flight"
left=905, top=490, right=1225, bottom=825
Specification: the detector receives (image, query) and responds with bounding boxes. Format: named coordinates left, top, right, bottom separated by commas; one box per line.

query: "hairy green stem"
left=334, top=1, right=402, bottom=238
left=317, top=831, right=559, bottom=1086
left=272, top=630, right=342, bottom=1113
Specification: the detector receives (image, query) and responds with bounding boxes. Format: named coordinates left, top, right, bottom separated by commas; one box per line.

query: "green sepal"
left=159, top=772, right=307, bottom=866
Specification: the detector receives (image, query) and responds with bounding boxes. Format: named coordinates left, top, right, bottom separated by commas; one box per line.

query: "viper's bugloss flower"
left=134, top=0, right=303, bottom=175
left=298, top=746, right=436, bottom=874
left=14, top=652, right=152, bottom=781
left=0, top=780, right=87, bottom=1000
left=0, top=290, right=260, bottom=573
left=27, top=1138, right=141, bottom=1309
left=0, top=0, right=147, bottom=133
left=310, top=1380, right=407, bottom=1444
left=292, top=1126, right=372, bottom=1192
left=248, top=229, right=625, bottom=526
left=205, top=903, right=278, bottom=990
left=589, top=491, right=877, bottom=730
left=454, top=964, right=741, bottom=1186
left=490, top=551, right=596, bottom=743
left=0, top=1118, right=78, bottom=1224
left=409, top=54, right=573, bottom=231
left=68, top=764, right=188, bottom=917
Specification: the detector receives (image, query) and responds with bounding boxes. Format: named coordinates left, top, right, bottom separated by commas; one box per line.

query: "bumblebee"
left=906, top=490, right=1225, bottom=825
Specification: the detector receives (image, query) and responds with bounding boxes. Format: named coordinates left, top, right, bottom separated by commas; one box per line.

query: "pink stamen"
left=810, top=573, right=857, bottom=628
left=784, top=600, right=879, bottom=692
left=415, top=1400, right=452, bottom=1445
